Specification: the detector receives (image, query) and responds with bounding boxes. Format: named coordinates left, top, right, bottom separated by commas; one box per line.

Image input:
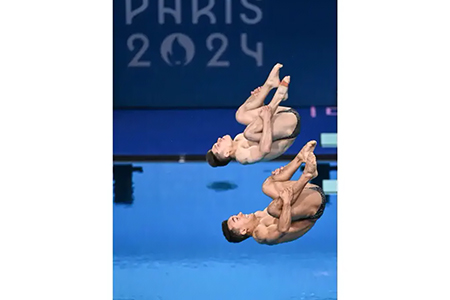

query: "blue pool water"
left=113, top=161, right=337, bottom=300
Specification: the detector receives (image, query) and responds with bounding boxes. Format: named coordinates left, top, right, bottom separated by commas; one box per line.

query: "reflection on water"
left=113, top=164, right=143, bottom=205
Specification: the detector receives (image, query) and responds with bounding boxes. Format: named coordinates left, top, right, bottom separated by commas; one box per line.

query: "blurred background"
left=113, top=0, right=337, bottom=299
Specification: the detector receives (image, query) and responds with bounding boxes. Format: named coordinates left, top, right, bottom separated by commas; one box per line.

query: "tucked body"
left=206, top=63, right=301, bottom=167
left=222, top=141, right=327, bottom=245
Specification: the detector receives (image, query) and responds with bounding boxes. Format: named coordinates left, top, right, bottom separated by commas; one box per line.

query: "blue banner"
left=113, top=0, right=337, bottom=108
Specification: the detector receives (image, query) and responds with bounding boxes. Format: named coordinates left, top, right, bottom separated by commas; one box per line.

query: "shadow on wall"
left=207, top=181, right=238, bottom=192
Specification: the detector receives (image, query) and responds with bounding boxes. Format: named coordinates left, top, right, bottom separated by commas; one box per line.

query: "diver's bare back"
left=234, top=133, right=295, bottom=162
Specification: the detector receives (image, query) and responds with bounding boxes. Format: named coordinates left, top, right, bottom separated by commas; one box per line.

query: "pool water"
left=113, top=161, right=337, bottom=300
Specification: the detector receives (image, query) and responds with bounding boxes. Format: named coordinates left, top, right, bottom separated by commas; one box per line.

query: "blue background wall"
left=114, top=0, right=337, bottom=108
